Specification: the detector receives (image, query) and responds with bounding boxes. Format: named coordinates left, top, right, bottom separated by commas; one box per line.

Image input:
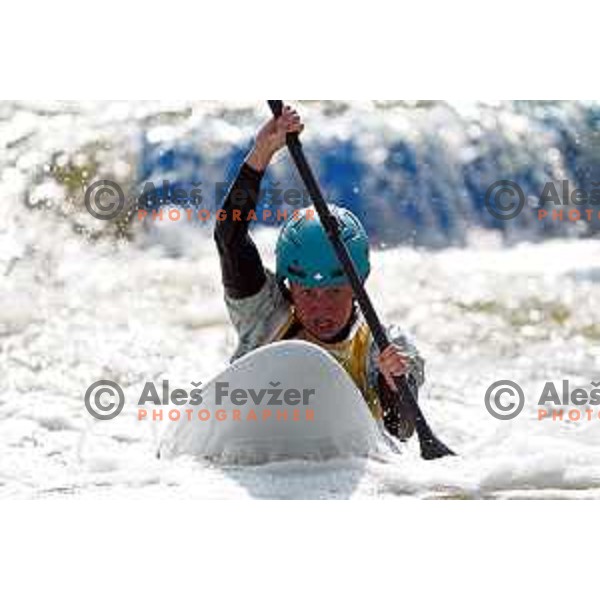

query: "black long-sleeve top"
left=213, top=162, right=267, bottom=299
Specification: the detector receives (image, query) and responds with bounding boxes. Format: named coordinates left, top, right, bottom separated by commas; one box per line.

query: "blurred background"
left=3, top=100, right=600, bottom=245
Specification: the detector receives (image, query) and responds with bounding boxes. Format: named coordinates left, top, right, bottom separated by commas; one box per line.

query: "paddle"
left=267, top=100, right=455, bottom=460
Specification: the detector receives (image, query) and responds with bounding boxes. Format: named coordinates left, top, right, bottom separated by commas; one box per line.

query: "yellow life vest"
left=273, top=309, right=382, bottom=420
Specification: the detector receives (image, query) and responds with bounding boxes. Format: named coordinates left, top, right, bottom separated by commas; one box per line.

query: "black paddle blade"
left=393, top=375, right=457, bottom=460
left=415, top=415, right=456, bottom=460
left=419, top=435, right=456, bottom=460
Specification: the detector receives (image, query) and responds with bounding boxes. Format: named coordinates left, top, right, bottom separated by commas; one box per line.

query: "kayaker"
left=214, top=105, right=425, bottom=440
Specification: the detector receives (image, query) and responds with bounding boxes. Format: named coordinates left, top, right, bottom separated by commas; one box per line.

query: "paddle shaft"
left=267, top=100, right=455, bottom=459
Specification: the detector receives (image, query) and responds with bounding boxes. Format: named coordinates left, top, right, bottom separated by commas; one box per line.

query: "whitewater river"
left=1, top=101, right=599, bottom=498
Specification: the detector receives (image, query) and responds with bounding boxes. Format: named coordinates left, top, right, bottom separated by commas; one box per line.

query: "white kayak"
left=159, top=339, right=399, bottom=464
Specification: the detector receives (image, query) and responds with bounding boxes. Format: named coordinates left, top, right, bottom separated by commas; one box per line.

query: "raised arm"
left=214, top=105, right=304, bottom=299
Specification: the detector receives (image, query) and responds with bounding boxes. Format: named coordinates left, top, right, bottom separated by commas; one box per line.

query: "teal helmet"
left=275, top=205, right=370, bottom=288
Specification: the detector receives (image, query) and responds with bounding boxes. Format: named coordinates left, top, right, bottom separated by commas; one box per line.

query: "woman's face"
left=289, top=282, right=354, bottom=341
